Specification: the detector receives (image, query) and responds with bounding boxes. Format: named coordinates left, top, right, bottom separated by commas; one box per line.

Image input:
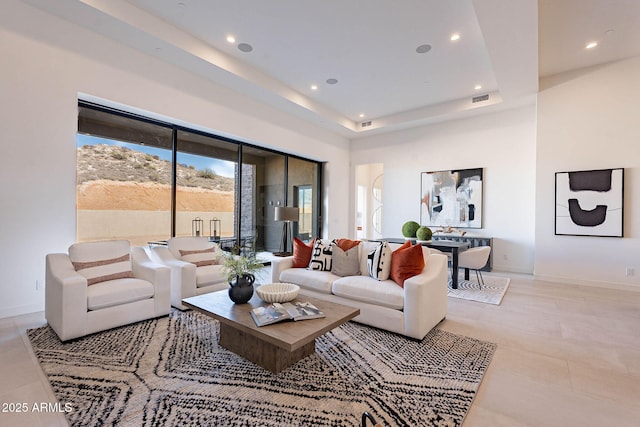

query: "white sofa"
left=45, top=240, right=171, bottom=341
left=271, top=241, right=448, bottom=340
left=150, top=236, right=228, bottom=309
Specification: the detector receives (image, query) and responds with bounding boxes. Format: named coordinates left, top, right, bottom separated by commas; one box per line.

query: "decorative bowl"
left=256, top=283, right=300, bottom=303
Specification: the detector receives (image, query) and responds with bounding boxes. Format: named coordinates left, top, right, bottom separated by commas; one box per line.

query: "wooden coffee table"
left=182, top=290, right=360, bottom=373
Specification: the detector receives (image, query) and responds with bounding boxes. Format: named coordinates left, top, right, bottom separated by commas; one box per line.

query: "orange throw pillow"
left=333, top=238, right=361, bottom=251
left=390, top=243, right=425, bottom=287
left=394, top=240, right=412, bottom=252
left=292, top=237, right=315, bottom=268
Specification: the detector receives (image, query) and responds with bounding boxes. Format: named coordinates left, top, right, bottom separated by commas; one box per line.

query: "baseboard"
left=533, top=274, right=640, bottom=293
left=0, top=301, right=45, bottom=319
left=490, top=263, right=533, bottom=275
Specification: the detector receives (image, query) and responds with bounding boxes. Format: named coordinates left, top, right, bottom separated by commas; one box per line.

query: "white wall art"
left=555, top=168, right=624, bottom=237
left=421, top=168, right=483, bottom=229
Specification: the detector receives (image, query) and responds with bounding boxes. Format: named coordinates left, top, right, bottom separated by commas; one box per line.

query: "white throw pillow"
left=308, top=239, right=333, bottom=271
left=367, top=241, right=392, bottom=281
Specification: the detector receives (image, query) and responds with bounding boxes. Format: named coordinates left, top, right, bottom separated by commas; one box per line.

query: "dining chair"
left=457, top=246, right=491, bottom=288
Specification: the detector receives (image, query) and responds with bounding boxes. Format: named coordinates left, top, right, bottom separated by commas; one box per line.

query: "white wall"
left=351, top=105, right=537, bottom=275
left=535, top=57, right=640, bottom=289
left=0, top=1, right=350, bottom=318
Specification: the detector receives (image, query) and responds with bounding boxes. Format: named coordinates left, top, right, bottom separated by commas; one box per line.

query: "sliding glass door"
left=288, top=157, right=320, bottom=242
left=76, top=102, right=322, bottom=252
left=175, top=130, right=238, bottom=248
left=241, top=145, right=286, bottom=253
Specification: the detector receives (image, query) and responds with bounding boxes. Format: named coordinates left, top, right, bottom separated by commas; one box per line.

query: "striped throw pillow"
left=179, top=247, right=218, bottom=267
left=72, top=253, right=134, bottom=286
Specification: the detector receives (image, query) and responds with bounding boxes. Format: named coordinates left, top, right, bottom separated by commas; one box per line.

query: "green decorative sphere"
left=416, top=226, right=433, bottom=241
left=401, top=221, right=420, bottom=238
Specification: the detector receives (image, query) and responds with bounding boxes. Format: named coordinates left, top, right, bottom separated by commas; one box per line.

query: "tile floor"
left=1, top=272, right=639, bottom=426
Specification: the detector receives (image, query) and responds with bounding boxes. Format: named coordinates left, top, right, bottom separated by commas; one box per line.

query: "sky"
left=77, top=134, right=235, bottom=178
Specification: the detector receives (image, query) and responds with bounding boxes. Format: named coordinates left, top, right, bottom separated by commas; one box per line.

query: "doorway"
left=355, top=163, right=384, bottom=240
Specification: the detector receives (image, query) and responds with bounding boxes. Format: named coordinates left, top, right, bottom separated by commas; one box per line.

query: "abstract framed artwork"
left=555, top=168, right=624, bottom=237
left=420, top=168, right=483, bottom=229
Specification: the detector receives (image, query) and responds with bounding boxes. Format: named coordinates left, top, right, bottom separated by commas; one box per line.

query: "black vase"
left=228, top=273, right=255, bottom=304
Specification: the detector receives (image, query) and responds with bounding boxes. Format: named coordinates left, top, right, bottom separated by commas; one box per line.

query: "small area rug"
left=28, top=310, right=496, bottom=427
left=448, top=274, right=511, bottom=305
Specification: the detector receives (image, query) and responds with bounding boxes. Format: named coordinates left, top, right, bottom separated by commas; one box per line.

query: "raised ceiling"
left=21, top=0, right=640, bottom=137
left=539, top=0, right=640, bottom=77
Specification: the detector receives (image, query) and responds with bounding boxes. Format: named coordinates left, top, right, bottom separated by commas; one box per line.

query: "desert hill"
left=77, top=144, right=234, bottom=211
left=77, top=144, right=234, bottom=191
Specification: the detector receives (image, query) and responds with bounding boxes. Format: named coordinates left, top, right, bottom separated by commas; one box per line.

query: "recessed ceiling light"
left=359, top=113, right=365, bottom=118
left=416, top=44, right=432, bottom=54
left=238, top=43, right=253, bottom=53
left=474, top=84, right=482, bottom=90
left=226, top=35, right=236, bottom=43
left=585, top=41, right=598, bottom=49
left=310, top=85, right=318, bottom=91
left=326, top=78, right=338, bottom=85
left=450, top=33, right=461, bottom=41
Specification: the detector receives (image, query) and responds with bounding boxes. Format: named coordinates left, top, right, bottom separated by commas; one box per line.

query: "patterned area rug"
left=448, top=274, right=511, bottom=305
left=28, top=310, right=496, bottom=427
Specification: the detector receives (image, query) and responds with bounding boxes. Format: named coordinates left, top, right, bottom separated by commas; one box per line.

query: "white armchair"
left=150, top=237, right=228, bottom=309
left=45, top=240, right=170, bottom=341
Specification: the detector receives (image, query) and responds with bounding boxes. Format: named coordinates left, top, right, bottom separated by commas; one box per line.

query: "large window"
left=76, top=102, right=322, bottom=251
left=77, top=106, right=173, bottom=246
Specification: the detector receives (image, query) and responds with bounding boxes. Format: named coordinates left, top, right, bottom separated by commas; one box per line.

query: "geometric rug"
left=448, top=274, right=511, bottom=305
left=27, top=310, right=496, bottom=427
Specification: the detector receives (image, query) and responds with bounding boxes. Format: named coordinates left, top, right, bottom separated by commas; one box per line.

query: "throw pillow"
left=72, top=253, right=134, bottom=286
left=179, top=247, right=218, bottom=267
left=330, top=244, right=360, bottom=277
left=359, top=241, right=380, bottom=275
left=292, top=237, right=315, bottom=268
left=390, top=243, right=425, bottom=287
left=367, top=241, right=392, bottom=280
left=332, top=238, right=361, bottom=252
left=309, top=239, right=332, bottom=271
left=394, top=240, right=412, bottom=252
